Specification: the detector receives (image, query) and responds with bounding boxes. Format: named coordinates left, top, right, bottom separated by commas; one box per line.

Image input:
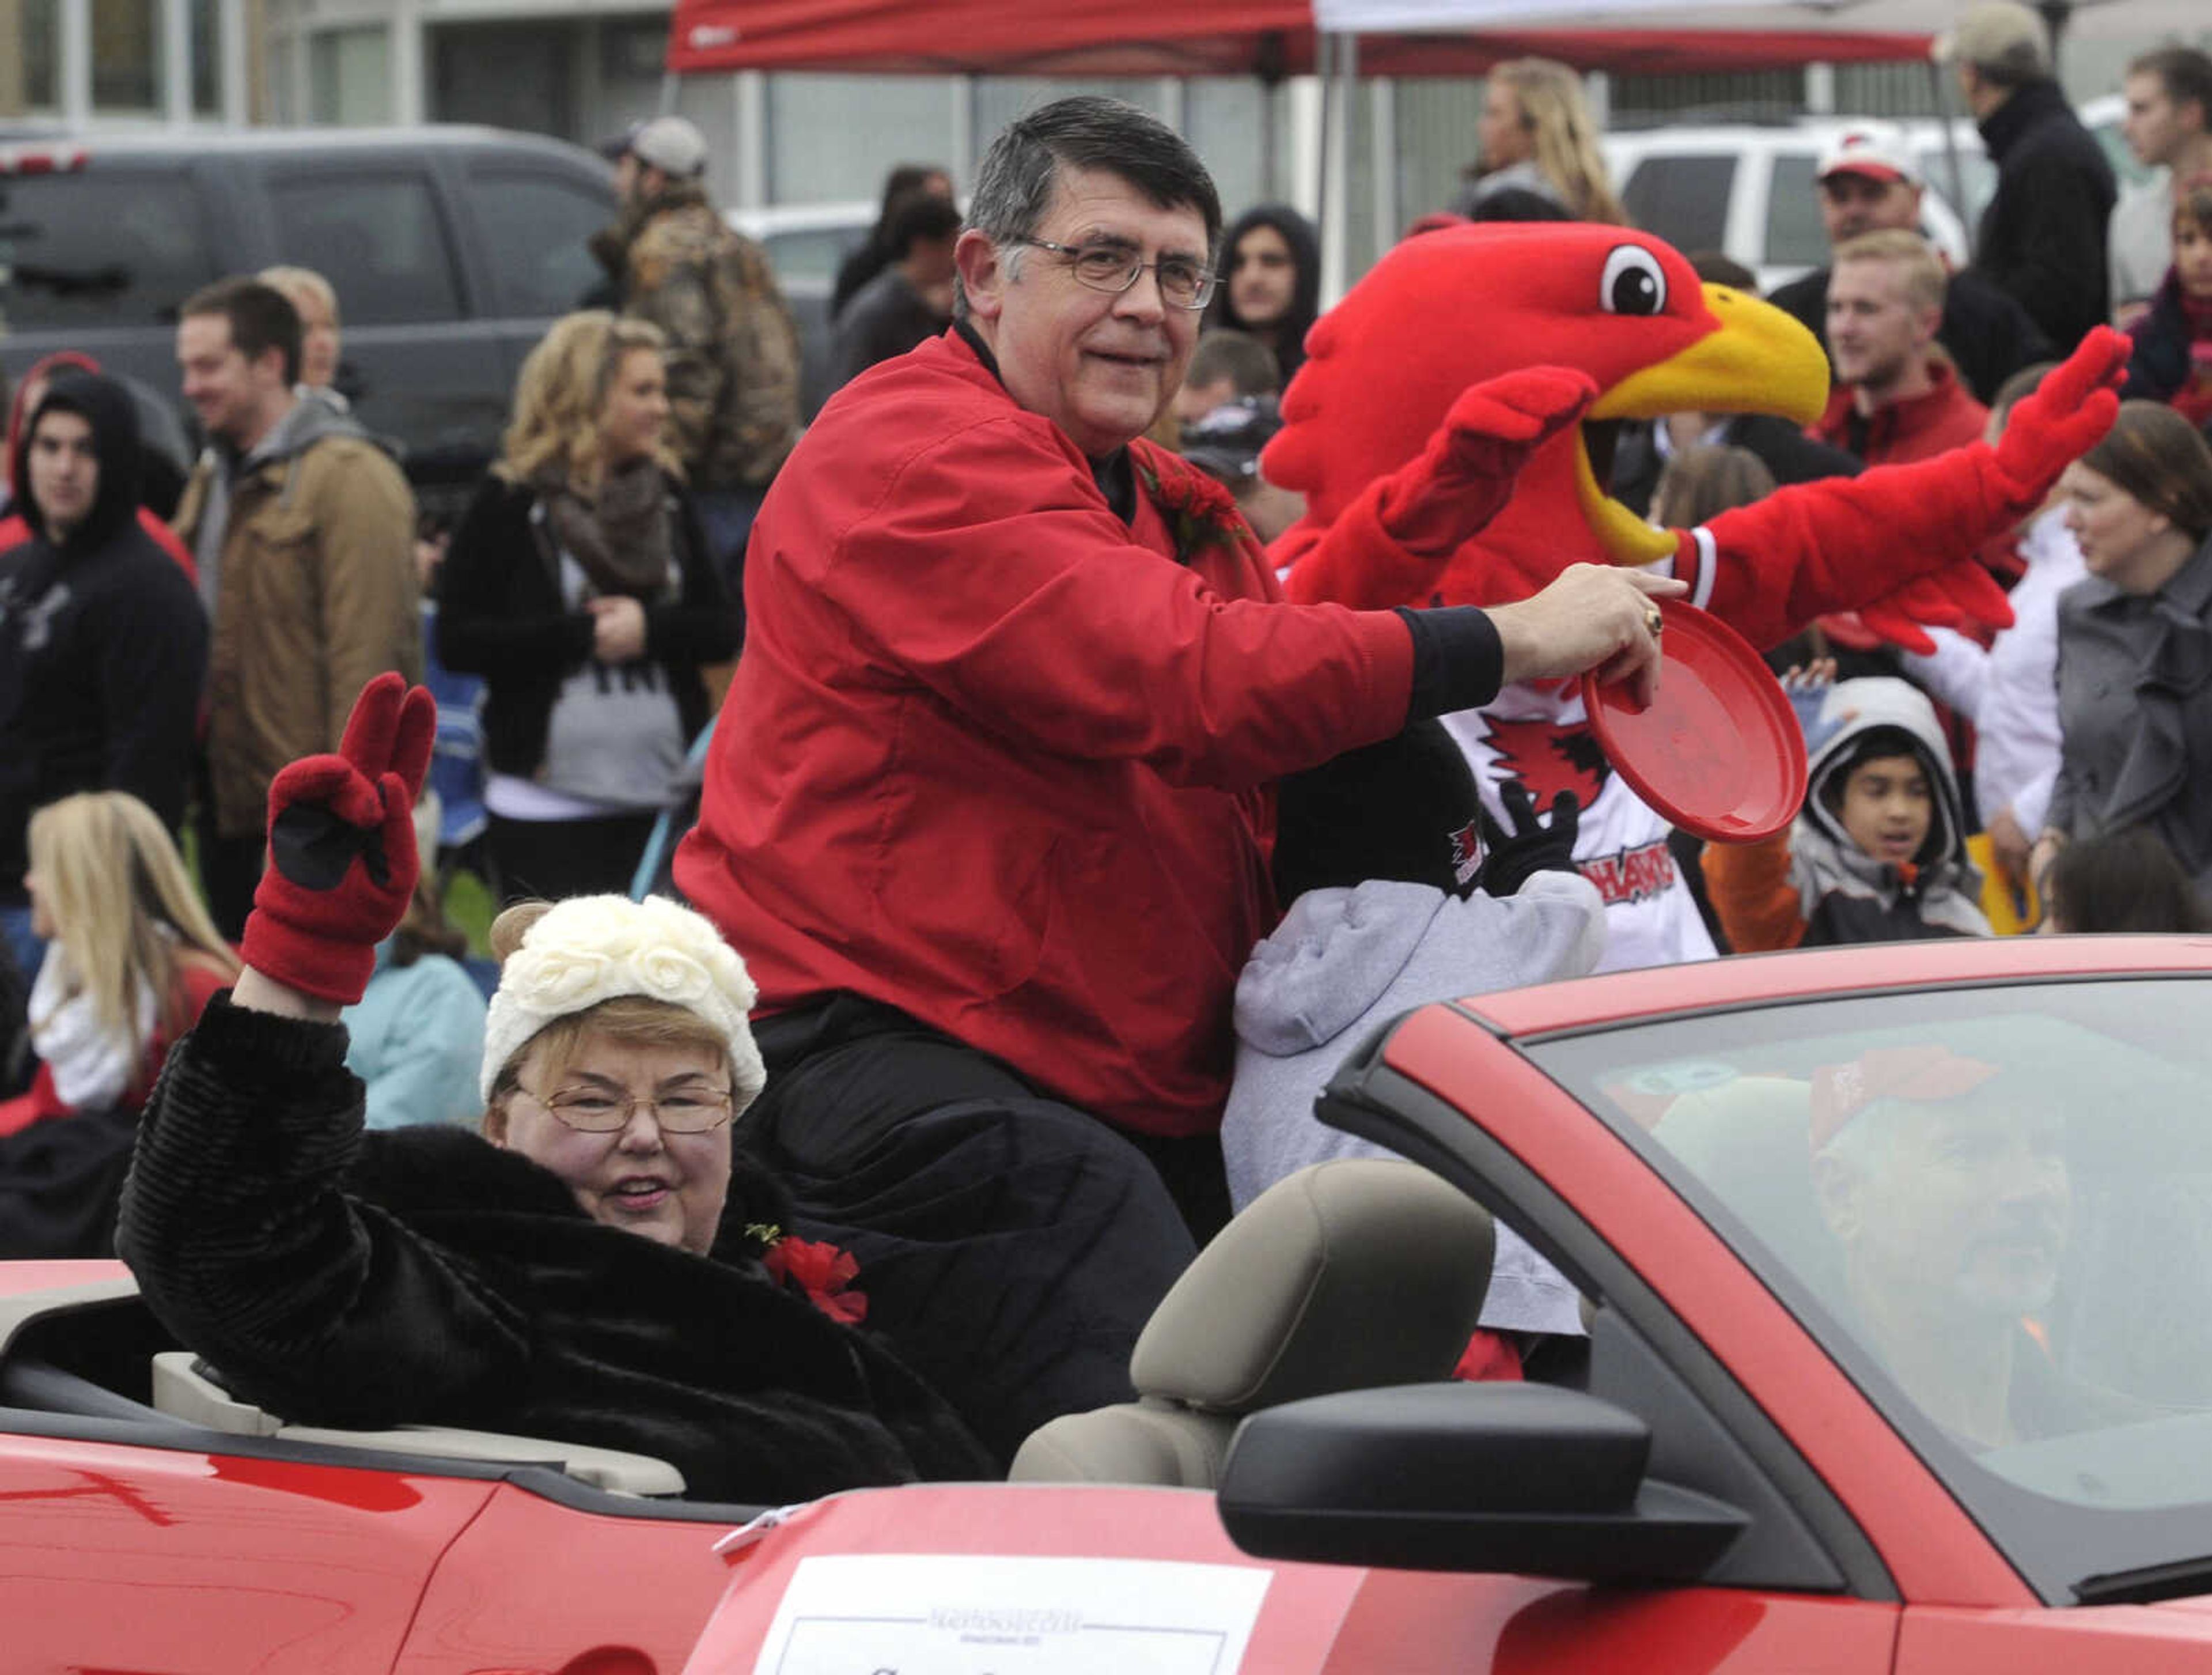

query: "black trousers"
left=486, top=811, right=658, bottom=905
left=744, top=994, right=1209, bottom=1466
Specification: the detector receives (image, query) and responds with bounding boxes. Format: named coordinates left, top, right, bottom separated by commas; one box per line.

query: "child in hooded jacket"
left=1703, top=675, right=1991, bottom=950
left=1221, top=719, right=1605, bottom=1340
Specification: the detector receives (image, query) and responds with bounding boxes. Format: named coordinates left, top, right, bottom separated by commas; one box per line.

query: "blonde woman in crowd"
left=0, top=792, right=237, bottom=1256
left=436, top=311, right=740, bottom=902
left=1457, top=58, right=1628, bottom=225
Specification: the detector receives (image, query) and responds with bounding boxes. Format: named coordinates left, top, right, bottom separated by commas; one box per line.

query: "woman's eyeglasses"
left=516, top=1083, right=736, bottom=1134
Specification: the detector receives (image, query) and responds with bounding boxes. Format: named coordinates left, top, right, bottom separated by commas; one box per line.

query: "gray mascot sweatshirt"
left=1222, top=873, right=1605, bottom=1333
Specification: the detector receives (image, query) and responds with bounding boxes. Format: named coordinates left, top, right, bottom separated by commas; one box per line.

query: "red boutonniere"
left=763, top=1234, right=869, bottom=1326
left=1135, top=450, right=1250, bottom=566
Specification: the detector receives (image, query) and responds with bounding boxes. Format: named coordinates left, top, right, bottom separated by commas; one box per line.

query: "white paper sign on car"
left=747, top=1553, right=1273, bottom=1675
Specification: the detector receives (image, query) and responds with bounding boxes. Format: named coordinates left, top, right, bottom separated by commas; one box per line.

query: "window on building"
left=970, top=77, right=1165, bottom=150
left=1619, top=155, right=1736, bottom=259
left=467, top=170, right=615, bottom=319
left=13, top=0, right=59, bottom=111
left=92, top=0, right=161, bottom=112
left=0, top=169, right=214, bottom=331
left=269, top=172, right=462, bottom=324
left=1186, top=77, right=1278, bottom=223
left=309, top=27, right=392, bottom=127
left=191, top=0, right=219, bottom=115
left=431, top=22, right=573, bottom=141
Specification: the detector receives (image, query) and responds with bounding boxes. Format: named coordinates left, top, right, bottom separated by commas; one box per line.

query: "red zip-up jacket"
left=676, top=331, right=1416, bottom=1137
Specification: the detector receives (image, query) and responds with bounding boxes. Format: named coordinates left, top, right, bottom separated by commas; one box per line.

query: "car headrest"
left=1131, top=1159, right=1494, bottom=1415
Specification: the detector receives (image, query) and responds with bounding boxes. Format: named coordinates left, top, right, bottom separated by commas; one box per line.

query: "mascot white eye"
left=1599, top=245, right=1668, bottom=317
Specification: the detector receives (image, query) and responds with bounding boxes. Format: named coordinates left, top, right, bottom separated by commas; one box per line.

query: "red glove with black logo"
left=240, top=672, right=437, bottom=1006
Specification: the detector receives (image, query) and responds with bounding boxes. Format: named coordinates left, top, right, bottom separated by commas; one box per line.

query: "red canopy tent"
left=663, top=0, right=1941, bottom=80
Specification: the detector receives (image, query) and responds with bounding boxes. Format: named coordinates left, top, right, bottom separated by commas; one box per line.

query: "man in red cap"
left=1809, top=1044, right=2081, bottom=1447
left=1767, top=124, right=2051, bottom=404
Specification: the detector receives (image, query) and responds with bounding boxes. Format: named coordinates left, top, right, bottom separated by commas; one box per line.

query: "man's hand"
left=589, top=595, right=649, bottom=663
left=1488, top=562, right=1688, bottom=708
left=1987, top=805, right=2033, bottom=881
left=1376, top=368, right=1599, bottom=557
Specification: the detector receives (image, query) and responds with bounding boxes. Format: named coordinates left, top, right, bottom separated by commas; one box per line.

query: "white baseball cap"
left=625, top=115, right=709, bottom=180
left=1816, top=126, right=1923, bottom=190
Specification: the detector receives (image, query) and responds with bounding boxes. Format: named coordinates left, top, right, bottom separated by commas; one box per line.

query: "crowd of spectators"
left=1, top=12, right=2210, bottom=1505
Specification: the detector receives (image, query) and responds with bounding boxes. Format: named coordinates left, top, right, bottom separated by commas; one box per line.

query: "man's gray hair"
left=954, top=95, right=1222, bottom=322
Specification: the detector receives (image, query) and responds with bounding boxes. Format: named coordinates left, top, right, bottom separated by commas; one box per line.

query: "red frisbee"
left=1578, top=599, right=1807, bottom=844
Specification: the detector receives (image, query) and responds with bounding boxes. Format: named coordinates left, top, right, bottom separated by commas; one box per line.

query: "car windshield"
left=1525, top=977, right=2212, bottom=1603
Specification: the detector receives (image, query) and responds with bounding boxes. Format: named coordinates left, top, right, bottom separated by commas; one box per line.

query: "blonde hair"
left=257, top=264, right=339, bottom=328
left=487, top=995, right=733, bottom=1109
left=25, top=793, right=240, bottom=1068
left=497, top=311, right=681, bottom=490
left=1488, top=60, right=1627, bottom=226
left=1832, top=229, right=1948, bottom=314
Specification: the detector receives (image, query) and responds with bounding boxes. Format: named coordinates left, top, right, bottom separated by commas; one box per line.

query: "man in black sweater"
left=1940, top=0, right=2116, bottom=353
left=1766, top=124, right=2053, bottom=405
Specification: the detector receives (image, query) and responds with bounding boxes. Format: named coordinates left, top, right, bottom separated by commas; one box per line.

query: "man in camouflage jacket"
left=590, top=116, right=801, bottom=592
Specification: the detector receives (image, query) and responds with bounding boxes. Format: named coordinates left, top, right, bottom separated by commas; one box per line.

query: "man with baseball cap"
left=1767, top=124, right=2051, bottom=404
left=1938, top=0, right=2115, bottom=352
left=1809, top=1043, right=2093, bottom=1448
left=586, top=114, right=801, bottom=597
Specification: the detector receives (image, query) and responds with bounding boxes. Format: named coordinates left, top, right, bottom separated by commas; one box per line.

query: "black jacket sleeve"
left=1974, top=135, right=2113, bottom=349
left=96, top=545, right=206, bottom=833
left=116, top=993, right=530, bottom=1429
left=435, top=477, right=597, bottom=680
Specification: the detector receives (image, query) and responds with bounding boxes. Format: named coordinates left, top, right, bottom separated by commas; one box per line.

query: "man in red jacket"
left=676, top=95, right=1674, bottom=1462
left=1814, top=230, right=1992, bottom=467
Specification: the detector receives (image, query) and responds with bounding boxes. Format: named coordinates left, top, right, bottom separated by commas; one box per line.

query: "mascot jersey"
left=1261, top=222, right=2126, bottom=969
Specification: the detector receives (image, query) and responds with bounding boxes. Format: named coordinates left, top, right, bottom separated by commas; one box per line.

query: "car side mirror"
left=1217, top=1383, right=1748, bottom=1583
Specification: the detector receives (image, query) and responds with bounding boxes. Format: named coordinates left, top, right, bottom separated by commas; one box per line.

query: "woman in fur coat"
left=118, top=676, right=990, bottom=1504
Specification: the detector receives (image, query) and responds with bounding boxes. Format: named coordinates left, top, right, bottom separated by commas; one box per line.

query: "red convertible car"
left=4, top=934, right=2212, bottom=1672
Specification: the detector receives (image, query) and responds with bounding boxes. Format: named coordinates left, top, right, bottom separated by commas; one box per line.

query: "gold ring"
left=1645, top=608, right=1664, bottom=636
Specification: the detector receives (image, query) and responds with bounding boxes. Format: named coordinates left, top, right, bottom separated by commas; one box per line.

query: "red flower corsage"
left=1136, top=450, right=1251, bottom=566
left=763, top=1234, right=869, bottom=1326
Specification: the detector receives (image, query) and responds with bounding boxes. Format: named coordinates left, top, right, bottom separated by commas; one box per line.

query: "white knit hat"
left=479, top=894, right=766, bottom=1110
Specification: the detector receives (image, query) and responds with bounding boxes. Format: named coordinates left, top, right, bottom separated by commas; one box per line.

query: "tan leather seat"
left=1008, top=1158, right=1494, bottom=1486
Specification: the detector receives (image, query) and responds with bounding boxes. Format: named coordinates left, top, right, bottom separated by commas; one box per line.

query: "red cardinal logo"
left=1484, top=718, right=1612, bottom=807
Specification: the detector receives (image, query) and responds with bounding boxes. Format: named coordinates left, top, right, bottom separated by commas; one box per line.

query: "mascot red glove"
left=240, top=672, right=437, bottom=1005
left=1846, top=327, right=2128, bottom=653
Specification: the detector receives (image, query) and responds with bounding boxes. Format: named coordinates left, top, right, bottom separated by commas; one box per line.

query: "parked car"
left=0, top=126, right=616, bottom=522
left=5, top=934, right=2211, bottom=1669
left=1600, top=121, right=1976, bottom=294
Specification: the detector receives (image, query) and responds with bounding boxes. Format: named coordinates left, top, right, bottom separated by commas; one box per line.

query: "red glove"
left=1849, top=560, right=2016, bottom=657
left=241, top=673, right=437, bottom=1005
left=1990, top=326, right=2130, bottom=510
left=1375, top=366, right=1599, bottom=557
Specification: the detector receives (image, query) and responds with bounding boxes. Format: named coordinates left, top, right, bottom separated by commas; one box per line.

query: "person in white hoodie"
left=1221, top=719, right=1605, bottom=1341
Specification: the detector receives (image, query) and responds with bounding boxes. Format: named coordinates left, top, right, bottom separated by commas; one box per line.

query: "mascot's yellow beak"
left=1571, top=283, right=1832, bottom=566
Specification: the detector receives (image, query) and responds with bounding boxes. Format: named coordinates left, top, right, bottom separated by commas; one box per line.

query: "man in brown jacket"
left=173, top=277, right=420, bottom=935
left=590, top=116, right=801, bottom=598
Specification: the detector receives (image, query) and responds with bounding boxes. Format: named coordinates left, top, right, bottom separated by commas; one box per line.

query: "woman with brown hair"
left=1455, top=58, right=1627, bottom=226
left=437, top=312, right=739, bottom=903
left=2033, top=401, right=2212, bottom=896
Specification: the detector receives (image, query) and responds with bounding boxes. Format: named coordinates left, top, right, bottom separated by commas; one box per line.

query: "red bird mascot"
left=1263, top=222, right=2126, bottom=969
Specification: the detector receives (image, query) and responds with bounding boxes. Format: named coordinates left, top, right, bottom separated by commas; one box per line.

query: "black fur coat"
left=116, top=993, right=992, bottom=1503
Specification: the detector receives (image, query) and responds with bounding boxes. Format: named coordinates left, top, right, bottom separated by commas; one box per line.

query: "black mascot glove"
left=1479, top=785, right=1582, bottom=899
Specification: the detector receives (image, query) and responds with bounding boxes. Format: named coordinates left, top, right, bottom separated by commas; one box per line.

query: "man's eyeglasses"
left=1021, top=238, right=1218, bottom=311
left=515, top=1083, right=736, bottom=1134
